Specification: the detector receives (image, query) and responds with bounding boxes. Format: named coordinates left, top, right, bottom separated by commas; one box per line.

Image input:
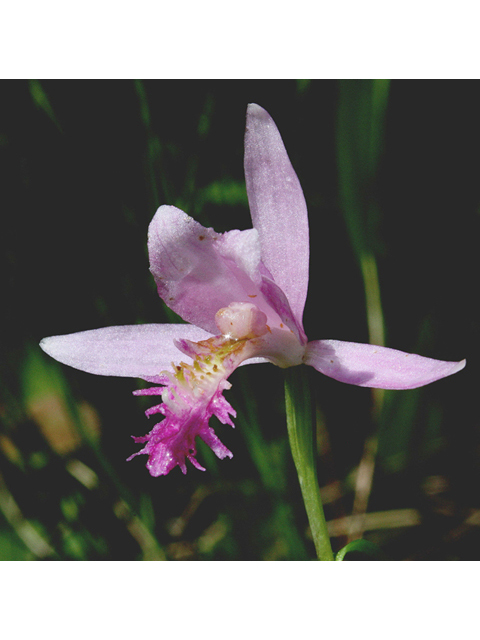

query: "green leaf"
left=336, top=539, right=386, bottom=561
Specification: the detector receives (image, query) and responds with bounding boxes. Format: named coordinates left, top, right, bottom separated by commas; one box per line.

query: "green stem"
left=284, top=367, right=334, bottom=561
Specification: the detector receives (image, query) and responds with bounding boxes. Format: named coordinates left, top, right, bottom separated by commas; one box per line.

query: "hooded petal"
left=40, top=324, right=212, bottom=382
left=260, top=276, right=308, bottom=345
left=244, top=103, right=310, bottom=325
left=148, top=205, right=287, bottom=334
left=305, top=340, right=466, bottom=390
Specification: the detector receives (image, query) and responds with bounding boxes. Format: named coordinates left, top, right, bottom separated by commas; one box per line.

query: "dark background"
left=0, top=80, right=477, bottom=560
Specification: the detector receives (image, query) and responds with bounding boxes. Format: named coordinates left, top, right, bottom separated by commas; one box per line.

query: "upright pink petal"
left=148, top=205, right=287, bottom=334
left=244, top=103, right=310, bottom=326
left=305, top=340, right=466, bottom=390
left=40, top=324, right=212, bottom=382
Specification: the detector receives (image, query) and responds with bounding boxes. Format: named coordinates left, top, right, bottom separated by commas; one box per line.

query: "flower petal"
left=260, top=276, right=308, bottom=345
left=148, top=205, right=285, bottom=334
left=244, top=103, right=310, bottom=325
left=128, top=330, right=249, bottom=476
left=40, top=324, right=212, bottom=382
left=305, top=340, right=466, bottom=390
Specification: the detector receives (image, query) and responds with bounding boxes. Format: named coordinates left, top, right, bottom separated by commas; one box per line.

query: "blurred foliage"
left=0, top=80, right=479, bottom=560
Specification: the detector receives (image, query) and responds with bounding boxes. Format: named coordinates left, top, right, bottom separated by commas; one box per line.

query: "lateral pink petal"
left=260, top=276, right=308, bottom=345
left=305, top=340, right=466, bottom=390
left=148, top=205, right=275, bottom=334
left=39, top=324, right=212, bottom=382
left=244, top=103, right=310, bottom=325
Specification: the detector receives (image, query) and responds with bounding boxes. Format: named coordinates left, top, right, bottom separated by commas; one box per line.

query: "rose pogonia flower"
left=40, top=104, right=466, bottom=477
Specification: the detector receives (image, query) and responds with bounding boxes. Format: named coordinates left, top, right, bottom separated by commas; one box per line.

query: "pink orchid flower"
left=40, top=104, right=466, bottom=477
